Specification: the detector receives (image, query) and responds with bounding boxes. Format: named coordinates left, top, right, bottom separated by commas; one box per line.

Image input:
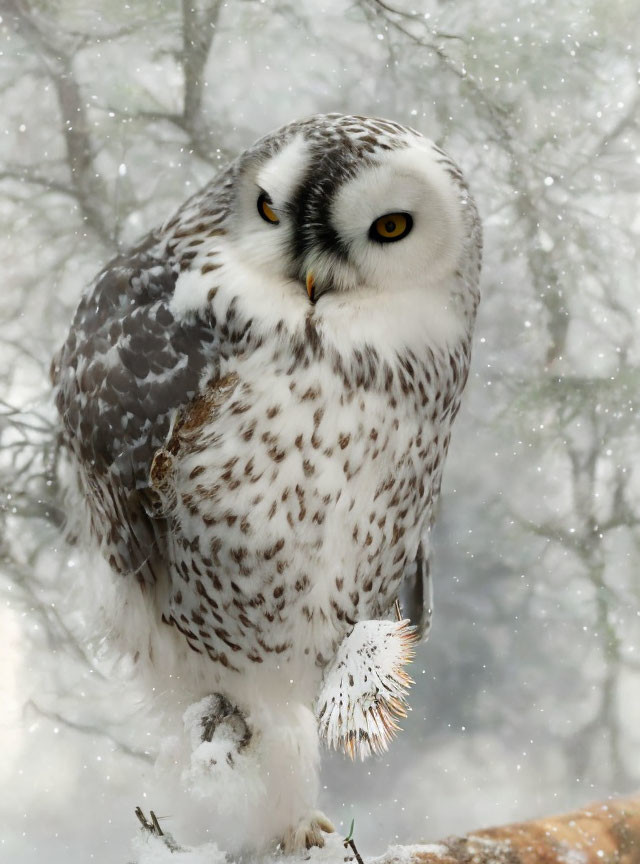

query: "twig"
left=135, top=807, right=185, bottom=852
left=26, top=700, right=154, bottom=763
left=344, top=819, right=366, bottom=864
left=134, top=807, right=154, bottom=832
left=150, top=811, right=164, bottom=836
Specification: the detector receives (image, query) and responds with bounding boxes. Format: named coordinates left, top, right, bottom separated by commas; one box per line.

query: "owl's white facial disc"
left=228, top=131, right=466, bottom=309
left=329, top=144, right=465, bottom=296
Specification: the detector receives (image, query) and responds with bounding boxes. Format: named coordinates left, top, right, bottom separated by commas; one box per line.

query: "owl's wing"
left=52, top=232, right=220, bottom=584
left=398, top=540, right=433, bottom=641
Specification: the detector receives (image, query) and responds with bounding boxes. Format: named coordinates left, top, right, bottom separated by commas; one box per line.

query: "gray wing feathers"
left=52, top=233, right=219, bottom=583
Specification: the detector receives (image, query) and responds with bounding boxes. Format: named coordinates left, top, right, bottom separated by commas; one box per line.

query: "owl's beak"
left=304, top=269, right=334, bottom=303
left=306, top=271, right=316, bottom=303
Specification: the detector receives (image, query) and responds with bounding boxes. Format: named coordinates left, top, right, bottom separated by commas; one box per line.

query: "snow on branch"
left=391, top=795, right=640, bottom=864
left=131, top=796, right=640, bottom=863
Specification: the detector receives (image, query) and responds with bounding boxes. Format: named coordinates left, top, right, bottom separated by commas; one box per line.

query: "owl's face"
left=170, top=115, right=480, bottom=351
left=227, top=116, right=470, bottom=305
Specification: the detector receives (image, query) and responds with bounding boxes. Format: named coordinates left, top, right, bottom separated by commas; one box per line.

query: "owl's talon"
left=199, top=693, right=251, bottom=749
left=281, top=810, right=335, bottom=853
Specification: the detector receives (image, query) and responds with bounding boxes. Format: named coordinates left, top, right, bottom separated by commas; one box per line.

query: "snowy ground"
left=2, top=499, right=637, bottom=863
left=131, top=833, right=449, bottom=864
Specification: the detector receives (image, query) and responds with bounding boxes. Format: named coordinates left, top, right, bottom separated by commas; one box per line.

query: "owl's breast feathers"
left=134, top=307, right=472, bottom=669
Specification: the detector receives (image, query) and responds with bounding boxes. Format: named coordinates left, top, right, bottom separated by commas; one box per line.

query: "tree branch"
left=2, top=0, right=114, bottom=246
left=385, top=795, right=640, bottom=864
left=179, top=0, right=225, bottom=161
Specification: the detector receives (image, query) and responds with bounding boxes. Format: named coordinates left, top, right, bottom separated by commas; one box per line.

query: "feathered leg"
left=181, top=683, right=333, bottom=852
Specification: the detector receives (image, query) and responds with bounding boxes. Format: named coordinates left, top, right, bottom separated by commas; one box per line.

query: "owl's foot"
left=281, top=810, right=335, bottom=853
left=181, top=693, right=253, bottom=784
left=198, top=693, right=251, bottom=761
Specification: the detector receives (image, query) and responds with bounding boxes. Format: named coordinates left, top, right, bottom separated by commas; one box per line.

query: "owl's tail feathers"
left=399, top=541, right=434, bottom=642
left=315, top=618, right=419, bottom=761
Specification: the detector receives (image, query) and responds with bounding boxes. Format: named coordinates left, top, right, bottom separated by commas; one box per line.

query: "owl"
left=51, top=114, right=481, bottom=852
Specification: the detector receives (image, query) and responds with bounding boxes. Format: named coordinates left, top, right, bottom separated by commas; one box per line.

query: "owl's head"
left=169, top=114, right=481, bottom=349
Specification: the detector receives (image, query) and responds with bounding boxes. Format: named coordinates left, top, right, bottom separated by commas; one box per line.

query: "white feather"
left=316, top=619, right=419, bottom=760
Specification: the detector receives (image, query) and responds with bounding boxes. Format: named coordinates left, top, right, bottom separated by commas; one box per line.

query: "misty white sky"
left=1, top=0, right=639, bottom=861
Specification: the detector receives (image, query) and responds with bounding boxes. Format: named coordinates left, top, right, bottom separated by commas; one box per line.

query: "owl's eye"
left=369, top=212, right=413, bottom=243
left=257, top=192, right=280, bottom=225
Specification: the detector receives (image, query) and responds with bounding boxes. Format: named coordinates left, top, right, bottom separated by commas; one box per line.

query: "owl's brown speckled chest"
left=151, top=331, right=471, bottom=673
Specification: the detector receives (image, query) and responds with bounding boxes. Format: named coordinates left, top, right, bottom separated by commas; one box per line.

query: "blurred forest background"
left=0, top=0, right=639, bottom=861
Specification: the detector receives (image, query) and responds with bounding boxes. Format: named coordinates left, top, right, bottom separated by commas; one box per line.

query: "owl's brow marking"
left=299, top=221, right=327, bottom=230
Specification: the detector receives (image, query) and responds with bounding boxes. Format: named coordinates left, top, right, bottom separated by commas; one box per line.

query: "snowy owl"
left=52, top=114, right=482, bottom=851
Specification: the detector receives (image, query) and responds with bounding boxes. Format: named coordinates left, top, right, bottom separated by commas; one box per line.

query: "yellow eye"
left=370, top=212, right=413, bottom=243
left=257, top=192, right=279, bottom=225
